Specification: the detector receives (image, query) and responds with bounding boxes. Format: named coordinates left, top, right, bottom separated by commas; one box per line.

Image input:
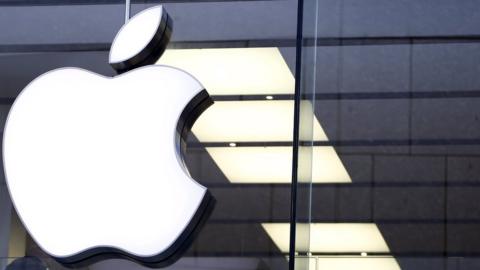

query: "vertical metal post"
left=288, top=0, right=305, bottom=268
left=125, top=0, right=131, bottom=23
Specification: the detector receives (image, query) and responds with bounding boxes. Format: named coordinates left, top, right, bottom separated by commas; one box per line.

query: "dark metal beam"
left=0, top=0, right=274, bottom=6
left=2, top=36, right=480, bottom=53
left=187, top=139, right=480, bottom=148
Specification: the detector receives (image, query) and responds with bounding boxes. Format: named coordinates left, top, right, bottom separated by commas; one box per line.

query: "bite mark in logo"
left=2, top=6, right=214, bottom=268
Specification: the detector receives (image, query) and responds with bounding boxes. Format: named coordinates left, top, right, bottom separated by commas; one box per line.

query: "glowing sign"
left=3, top=6, right=214, bottom=268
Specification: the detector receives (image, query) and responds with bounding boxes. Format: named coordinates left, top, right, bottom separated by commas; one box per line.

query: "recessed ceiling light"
left=192, top=100, right=327, bottom=142
left=157, top=48, right=294, bottom=95
left=205, top=147, right=351, bottom=183
left=315, top=257, right=401, bottom=270
left=261, top=223, right=391, bottom=253
left=265, top=224, right=400, bottom=269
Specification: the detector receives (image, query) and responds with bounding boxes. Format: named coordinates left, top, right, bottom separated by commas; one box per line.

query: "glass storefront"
left=1, top=0, right=480, bottom=270
left=292, top=0, right=480, bottom=269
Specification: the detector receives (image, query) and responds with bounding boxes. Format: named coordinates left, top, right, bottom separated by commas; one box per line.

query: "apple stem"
left=125, top=0, right=131, bottom=23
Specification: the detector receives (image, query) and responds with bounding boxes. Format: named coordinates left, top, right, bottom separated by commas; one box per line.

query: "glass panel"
left=289, top=0, right=319, bottom=268
left=292, top=0, right=480, bottom=269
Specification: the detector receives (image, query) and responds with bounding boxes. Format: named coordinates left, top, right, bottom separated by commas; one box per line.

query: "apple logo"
left=2, top=5, right=215, bottom=268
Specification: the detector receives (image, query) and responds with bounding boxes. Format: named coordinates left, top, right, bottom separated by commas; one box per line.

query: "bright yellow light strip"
left=292, top=256, right=400, bottom=270
left=157, top=48, right=294, bottom=95
left=261, top=223, right=391, bottom=253
left=205, top=147, right=351, bottom=183
left=167, top=51, right=348, bottom=183
left=314, top=257, right=401, bottom=270
left=192, top=100, right=327, bottom=142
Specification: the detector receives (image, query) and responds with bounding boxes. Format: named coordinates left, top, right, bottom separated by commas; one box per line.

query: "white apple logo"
left=2, top=6, right=214, bottom=268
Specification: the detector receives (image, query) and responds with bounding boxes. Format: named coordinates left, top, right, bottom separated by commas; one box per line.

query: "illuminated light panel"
left=314, top=257, right=401, bottom=270
left=192, top=101, right=350, bottom=183
left=205, top=147, right=351, bottom=183
left=157, top=48, right=294, bottom=95
left=192, top=100, right=327, bottom=142
left=261, top=223, right=391, bottom=253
